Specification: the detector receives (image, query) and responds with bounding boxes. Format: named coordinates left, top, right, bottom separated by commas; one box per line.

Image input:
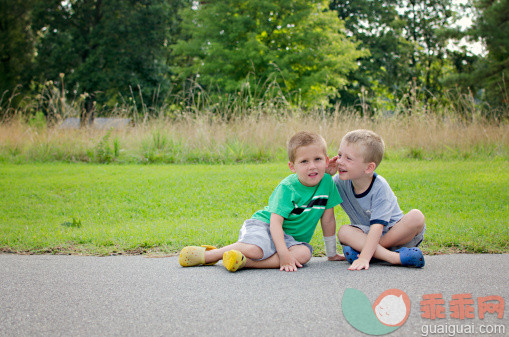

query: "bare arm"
left=269, top=213, right=302, bottom=271
left=348, top=224, right=383, bottom=270
left=321, top=208, right=336, bottom=237
left=321, top=208, right=346, bottom=261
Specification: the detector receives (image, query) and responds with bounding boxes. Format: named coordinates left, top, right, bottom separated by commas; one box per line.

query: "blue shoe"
left=342, top=245, right=360, bottom=264
left=396, top=247, right=425, bottom=268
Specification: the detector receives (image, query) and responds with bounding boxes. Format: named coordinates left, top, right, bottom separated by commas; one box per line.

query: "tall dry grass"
left=1, top=78, right=507, bottom=163
left=0, top=109, right=507, bottom=163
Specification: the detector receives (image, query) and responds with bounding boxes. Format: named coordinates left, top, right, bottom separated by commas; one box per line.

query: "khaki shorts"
left=238, top=219, right=313, bottom=260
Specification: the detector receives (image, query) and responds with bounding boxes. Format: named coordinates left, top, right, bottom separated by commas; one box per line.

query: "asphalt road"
left=1, top=254, right=507, bottom=337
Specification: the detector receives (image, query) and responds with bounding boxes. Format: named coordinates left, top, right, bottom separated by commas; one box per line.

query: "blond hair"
left=287, top=131, right=327, bottom=162
left=342, top=129, right=385, bottom=167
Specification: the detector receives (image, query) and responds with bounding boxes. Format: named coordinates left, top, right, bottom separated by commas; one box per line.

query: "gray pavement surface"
left=1, top=254, right=508, bottom=337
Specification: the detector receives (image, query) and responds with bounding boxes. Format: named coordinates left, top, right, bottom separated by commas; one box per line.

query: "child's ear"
left=365, top=162, right=376, bottom=174
left=288, top=161, right=296, bottom=173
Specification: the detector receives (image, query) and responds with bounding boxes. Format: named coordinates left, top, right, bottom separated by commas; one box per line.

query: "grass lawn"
left=1, top=159, right=507, bottom=255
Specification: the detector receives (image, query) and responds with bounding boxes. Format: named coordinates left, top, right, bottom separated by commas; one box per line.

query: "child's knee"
left=408, top=209, right=425, bottom=231
left=337, top=224, right=348, bottom=237
left=292, top=245, right=312, bottom=264
left=337, top=224, right=355, bottom=243
left=300, top=249, right=312, bottom=264
left=237, top=243, right=263, bottom=260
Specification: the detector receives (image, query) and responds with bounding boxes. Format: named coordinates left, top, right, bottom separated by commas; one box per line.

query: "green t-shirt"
left=251, top=173, right=342, bottom=243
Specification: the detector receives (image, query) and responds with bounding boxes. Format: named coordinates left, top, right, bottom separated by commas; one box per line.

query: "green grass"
left=1, top=159, right=508, bottom=256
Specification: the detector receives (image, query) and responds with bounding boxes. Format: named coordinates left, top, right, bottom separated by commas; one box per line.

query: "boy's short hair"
left=342, top=129, right=385, bottom=167
left=287, top=131, right=327, bottom=162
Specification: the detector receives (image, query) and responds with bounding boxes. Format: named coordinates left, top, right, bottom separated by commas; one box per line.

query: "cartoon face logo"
left=342, top=288, right=411, bottom=335
left=374, top=295, right=406, bottom=325
left=373, top=290, right=411, bottom=327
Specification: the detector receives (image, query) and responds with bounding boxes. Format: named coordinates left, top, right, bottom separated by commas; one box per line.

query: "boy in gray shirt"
left=327, top=129, right=426, bottom=270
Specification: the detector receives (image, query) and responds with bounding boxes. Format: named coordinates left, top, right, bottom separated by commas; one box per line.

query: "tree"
left=0, top=0, right=35, bottom=96
left=402, top=0, right=456, bottom=103
left=330, top=0, right=411, bottom=110
left=471, top=0, right=509, bottom=110
left=172, top=0, right=366, bottom=106
left=331, top=0, right=459, bottom=113
left=31, top=0, right=184, bottom=122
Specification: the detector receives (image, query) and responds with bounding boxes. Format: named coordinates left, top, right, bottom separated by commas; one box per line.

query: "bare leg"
left=206, top=242, right=311, bottom=270
left=338, top=225, right=401, bottom=265
left=244, top=245, right=312, bottom=269
left=379, top=209, right=425, bottom=248
left=204, top=242, right=263, bottom=264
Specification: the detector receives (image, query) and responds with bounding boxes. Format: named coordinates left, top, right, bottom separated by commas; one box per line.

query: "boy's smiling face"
left=289, top=144, right=329, bottom=187
left=336, top=141, right=374, bottom=181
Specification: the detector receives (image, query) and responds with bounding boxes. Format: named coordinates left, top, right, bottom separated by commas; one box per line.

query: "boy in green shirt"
left=179, top=131, right=344, bottom=272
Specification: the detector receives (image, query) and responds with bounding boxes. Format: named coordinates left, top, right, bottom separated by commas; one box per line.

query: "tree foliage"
left=172, top=0, right=366, bottom=105
left=0, top=0, right=35, bottom=95
left=332, top=0, right=459, bottom=112
left=471, top=0, right=509, bottom=108
left=0, top=0, right=507, bottom=119
left=31, top=0, right=183, bottom=108
left=402, top=0, right=457, bottom=102
left=331, top=0, right=410, bottom=108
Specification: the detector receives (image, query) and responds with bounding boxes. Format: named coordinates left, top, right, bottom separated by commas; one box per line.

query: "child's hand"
left=279, top=252, right=302, bottom=272
left=328, top=254, right=346, bottom=261
left=326, top=155, right=339, bottom=176
left=348, top=257, right=370, bottom=270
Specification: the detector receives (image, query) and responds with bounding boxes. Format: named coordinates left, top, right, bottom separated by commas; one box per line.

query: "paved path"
left=1, top=254, right=508, bottom=337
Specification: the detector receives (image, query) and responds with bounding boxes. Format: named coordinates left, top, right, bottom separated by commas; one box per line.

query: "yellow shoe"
left=179, top=245, right=218, bottom=267
left=222, top=250, right=247, bottom=272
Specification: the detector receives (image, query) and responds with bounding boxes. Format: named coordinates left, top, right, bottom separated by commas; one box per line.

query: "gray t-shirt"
left=333, top=173, right=403, bottom=227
